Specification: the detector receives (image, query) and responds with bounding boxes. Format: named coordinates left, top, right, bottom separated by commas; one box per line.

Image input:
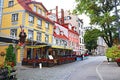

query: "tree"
left=5, top=44, right=16, bottom=66
left=84, top=29, right=100, bottom=54
left=73, top=0, right=120, bottom=47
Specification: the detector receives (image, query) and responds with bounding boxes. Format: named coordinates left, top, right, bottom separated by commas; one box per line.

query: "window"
left=42, top=11, right=45, bottom=16
left=10, top=29, right=17, bottom=38
left=64, top=41, right=67, bottom=46
left=64, top=16, right=71, bottom=20
left=38, top=8, right=42, bottom=14
left=56, top=39, right=59, bottom=45
left=45, top=34, right=49, bottom=43
left=29, top=15, right=34, bottom=23
left=45, top=22, right=49, bottom=29
left=37, top=19, right=42, bottom=26
left=33, top=6, right=37, bottom=12
left=12, top=13, right=18, bottom=22
left=37, top=32, right=41, bottom=41
left=8, top=0, right=14, bottom=7
left=28, top=30, right=33, bottom=40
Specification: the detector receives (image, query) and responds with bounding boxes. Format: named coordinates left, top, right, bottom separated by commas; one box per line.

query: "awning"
left=0, top=37, right=18, bottom=44
left=26, top=45, right=47, bottom=48
left=52, top=45, right=72, bottom=50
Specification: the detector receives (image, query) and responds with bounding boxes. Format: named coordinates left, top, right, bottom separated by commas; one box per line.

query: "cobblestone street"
left=16, top=56, right=120, bottom=80
left=17, top=60, right=81, bottom=80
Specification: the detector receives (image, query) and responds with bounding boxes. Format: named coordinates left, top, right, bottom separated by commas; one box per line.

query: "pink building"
left=63, top=23, right=80, bottom=55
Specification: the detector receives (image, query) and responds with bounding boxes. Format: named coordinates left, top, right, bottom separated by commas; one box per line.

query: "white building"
left=97, top=37, right=107, bottom=55
left=64, top=10, right=79, bottom=33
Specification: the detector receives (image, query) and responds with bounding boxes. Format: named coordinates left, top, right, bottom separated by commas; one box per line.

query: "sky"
left=35, top=0, right=90, bottom=27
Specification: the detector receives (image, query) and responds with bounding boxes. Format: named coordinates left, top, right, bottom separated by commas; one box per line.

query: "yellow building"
left=0, top=0, right=54, bottom=64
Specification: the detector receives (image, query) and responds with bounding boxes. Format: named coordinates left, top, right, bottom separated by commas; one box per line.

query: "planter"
left=115, top=58, right=120, bottom=67
left=117, top=62, right=120, bottom=67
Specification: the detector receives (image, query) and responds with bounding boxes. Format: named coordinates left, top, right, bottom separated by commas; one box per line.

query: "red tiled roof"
left=53, top=32, right=68, bottom=40
left=62, top=23, right=79, bottom=36
left=69, top=29, right=79, bottom=36
left=17, top=0, right=54, bottom=24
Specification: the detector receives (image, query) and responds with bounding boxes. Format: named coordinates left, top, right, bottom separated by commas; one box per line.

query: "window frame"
left=8, top=0, right=14, bottom=7
left=37, top=32, right=42, bottom=41
left=33, top=6, right=37, bottom=12
left=45, top=34, right=49, bottom=43
left=45, top=22, right=49, bottom=29
left=38, top=8, right=42, bottom=14
left=10, top=29, right=17, bottom=38
left=12, top=13, right=18, bottom=22
left=28, top=30, right=33, bottom=40
left=29, top=14, right=34, bottom=23
left=37, top=19, right=42, bottom=27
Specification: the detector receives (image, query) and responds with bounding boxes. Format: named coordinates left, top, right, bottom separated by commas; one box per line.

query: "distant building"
left=97, top=37, right=107, bottom=55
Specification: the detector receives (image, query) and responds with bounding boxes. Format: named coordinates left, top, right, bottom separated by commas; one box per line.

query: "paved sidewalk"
left=98, top=61, right=120, bottom=80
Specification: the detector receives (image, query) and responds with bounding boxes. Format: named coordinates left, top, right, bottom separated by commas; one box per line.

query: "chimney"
left=56, top=6, right=58, bottom=22
left=61, top=9, right=64, bottom=25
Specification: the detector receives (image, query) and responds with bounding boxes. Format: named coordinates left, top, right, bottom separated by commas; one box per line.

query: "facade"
left=51, top=22, right=73, bottom=58
left=67, top=24, right=80, bottom=55
left=77, top=18, right=86, bottom=54
left=97, top=37, right=107, bottom=55
left=48, top=8, right=80, bottom=56
left=64, top=10, right=79, bottom=33
left=0, top=0, right=54, bottom=63
left=64, top=11, right=82, bottom=55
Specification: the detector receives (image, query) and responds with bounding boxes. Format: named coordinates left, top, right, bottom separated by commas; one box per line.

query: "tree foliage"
left=74, top=0, right=120, bottom=47
left=5, top=44, right=16, bottom=66
left=84, top=29, right=101, bottom=52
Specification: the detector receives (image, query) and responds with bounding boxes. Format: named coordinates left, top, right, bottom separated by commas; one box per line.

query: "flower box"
left=115, top=58, right=120, bottom=67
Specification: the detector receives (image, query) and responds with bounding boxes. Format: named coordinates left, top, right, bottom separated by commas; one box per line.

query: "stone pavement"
left=98, top=61, right=120, bottom=80
left=16, top=56, right=120, bottom=80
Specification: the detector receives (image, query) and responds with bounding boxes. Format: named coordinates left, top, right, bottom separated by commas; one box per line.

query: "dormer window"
left=8, top=0, right=14, bottom=7
left=33, top=6, right=37, bottom=12
left=42, top=11, right=46, bottom=16
left=38, top=8, right=42, bottom=14
left=64, top=16, right=71, bottom=20
left=60, top=31, right=64, bottom=35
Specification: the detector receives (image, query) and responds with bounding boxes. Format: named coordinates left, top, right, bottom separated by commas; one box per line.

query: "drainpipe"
left=56, top=6, right=58, bottom=22
left=61, top=9, right=64, bottom=25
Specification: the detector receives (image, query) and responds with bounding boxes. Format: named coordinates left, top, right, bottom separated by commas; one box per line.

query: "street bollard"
left=39, top=63, right=42, bottom=69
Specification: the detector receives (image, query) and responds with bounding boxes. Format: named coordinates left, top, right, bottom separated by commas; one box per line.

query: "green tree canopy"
left=74, top=0, right=120, bottom=47
left=84, top=29, right=101, bottom=52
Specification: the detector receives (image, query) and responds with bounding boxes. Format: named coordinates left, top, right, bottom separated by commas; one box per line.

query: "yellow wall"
left=0, top=45, right=8, bottom=65
left=1, top=0, right=54, bottom=63
left=3, top=0, right=24, bottom=13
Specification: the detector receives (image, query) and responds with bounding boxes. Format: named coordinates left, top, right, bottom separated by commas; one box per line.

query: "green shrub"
left=5, top=44, right=16, bottom=66
left=106, top=45, right=120, bottom=60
